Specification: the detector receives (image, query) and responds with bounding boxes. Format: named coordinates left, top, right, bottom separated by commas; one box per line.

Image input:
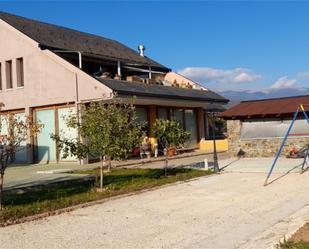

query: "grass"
left=278, top=240, right=309, bottom=249
left=0, top=167, right=211, bottom=225
left=277, top=222, right=309, bottom=249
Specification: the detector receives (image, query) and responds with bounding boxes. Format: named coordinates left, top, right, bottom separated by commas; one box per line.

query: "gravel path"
left=1, top=162, right=309, bottom=248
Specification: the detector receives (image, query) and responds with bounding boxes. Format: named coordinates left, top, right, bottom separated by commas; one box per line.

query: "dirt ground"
left=290, top=223, right=309, bottom=242
left=1, top=158, right=309, bottom=249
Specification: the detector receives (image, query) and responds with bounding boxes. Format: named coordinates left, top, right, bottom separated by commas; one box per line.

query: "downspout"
left=75, top=52, right=82, bottom=164
left=52, top=50, right=83, bottom=163
left=51, top=50, right=82, bottom=106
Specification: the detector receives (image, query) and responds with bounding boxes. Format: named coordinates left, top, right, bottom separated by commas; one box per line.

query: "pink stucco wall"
left=0, top=20, right=113, bottom=112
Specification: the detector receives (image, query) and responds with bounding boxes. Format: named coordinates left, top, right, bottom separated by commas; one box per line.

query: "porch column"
left=197, top=107, right=205, bottom=144
left=148, top=105, right=156, bottom=137
left=205, top=112, right=210, bottom=139
left=25, top=107, right=34, bottom=163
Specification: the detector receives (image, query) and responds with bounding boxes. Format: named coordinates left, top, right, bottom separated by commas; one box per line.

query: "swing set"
left=264, top=104, right=309, bottom=186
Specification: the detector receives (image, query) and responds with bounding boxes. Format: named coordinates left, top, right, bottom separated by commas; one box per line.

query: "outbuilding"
left=220, top=95, right=309, bottom=157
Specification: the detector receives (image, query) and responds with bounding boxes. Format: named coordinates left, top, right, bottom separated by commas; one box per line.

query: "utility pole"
left=211, top=112, right=219, bottom=172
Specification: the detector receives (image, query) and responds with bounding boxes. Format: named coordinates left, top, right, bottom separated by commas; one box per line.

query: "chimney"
left=138, top=45, right=145, bottom=57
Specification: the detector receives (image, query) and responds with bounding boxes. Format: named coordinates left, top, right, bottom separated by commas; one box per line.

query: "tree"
left=52, top=99, right=144, bottom=189
left=153, top=119, right=190, bottom=176
left=0, top=103, right=42, bottom=209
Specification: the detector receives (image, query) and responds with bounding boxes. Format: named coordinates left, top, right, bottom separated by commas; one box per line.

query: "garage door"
left=14, top=112, right=27, bottom=163
left=36, top=109, right=57, bottom=163
left=58, top=107, right=77, bottom=161
left=0, top=112, right=28, bottom=163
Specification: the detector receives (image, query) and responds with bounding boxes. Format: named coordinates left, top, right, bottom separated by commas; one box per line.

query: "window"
left=5, top=60, right=12, bottom=89
left=157, top=107, right=198, bottom=147
left=171, top=108, right=184, bottom=128
left=16, top=58, right=24, bottom=87
left=157, top=107, right=169, bottom=120
left=136, top=107, right=148, bottom=124
left=0, top=63, right=2, bottom=90
left=240, top=119, right=309, bottom=140
left=184, top=109, right=197, bottom=147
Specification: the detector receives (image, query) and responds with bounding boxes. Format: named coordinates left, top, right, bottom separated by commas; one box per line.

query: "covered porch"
left=98, top=78, right=229, bottom=151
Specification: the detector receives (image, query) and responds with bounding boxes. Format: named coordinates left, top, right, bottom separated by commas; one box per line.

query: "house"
left=220, top=95, right=309, bottom=157
left=0, top=12, right=228, bottom=164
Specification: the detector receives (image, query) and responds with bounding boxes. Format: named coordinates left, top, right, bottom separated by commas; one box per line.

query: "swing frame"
left=264, top=104, right=309, bottom=186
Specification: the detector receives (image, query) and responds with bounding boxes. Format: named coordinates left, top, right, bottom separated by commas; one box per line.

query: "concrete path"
left=1, top=158, right=309, bottom=248
left=4, top=165, right=89, bottom=191
left=219, top=157, right=305, bottom=174
left=4, top=151, right=229, bottom=191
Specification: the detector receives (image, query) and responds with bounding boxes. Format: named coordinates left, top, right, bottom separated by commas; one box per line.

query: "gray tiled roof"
left=204, top=103, right=227, bottom=112
left=0, top=12, right=169, bottom=70
left=98, top=78, right=229, bottom=103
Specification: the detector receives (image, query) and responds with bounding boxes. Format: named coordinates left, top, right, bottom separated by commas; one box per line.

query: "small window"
left=5, top=60, right=12, bottom=89
left=0, top=63, right=2, bottom=90
left=16, top=58, right=24, bottom=87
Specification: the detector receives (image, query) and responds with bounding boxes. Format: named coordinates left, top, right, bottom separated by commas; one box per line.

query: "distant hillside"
left=218, top=87, right=309, bottom=107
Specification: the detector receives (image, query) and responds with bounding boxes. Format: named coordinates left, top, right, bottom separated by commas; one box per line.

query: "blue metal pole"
left=264, top=108, right=300, bottom=186
left=300, top=105, right=309, bottom=172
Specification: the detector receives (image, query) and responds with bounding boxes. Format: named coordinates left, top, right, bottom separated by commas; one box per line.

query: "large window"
left=172, top=108, right=184, bottom=128
left=159, top=107, right=198, bottom=147
left=5, top=60, right=12, bottom=89
left=157, top=107, right=169, bottom=120
left=184, top=109, right=197, bottom=147
left=240, top=119, right=309, bottom=140
left=136, top=107, right=148, bottom=123
left=16, top=58, right=24, bottom=87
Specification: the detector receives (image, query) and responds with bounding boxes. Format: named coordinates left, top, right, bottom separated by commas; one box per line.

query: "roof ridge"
left=0, top=11, right=118, bottom=44
left=240, top=94, right=309, bottom=103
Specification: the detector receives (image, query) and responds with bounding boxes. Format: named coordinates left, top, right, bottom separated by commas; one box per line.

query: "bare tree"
left=0, top=103, right=42, bottom=209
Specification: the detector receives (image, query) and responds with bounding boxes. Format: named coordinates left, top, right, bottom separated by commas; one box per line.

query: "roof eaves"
left=116, top=90, right=228, bottom=103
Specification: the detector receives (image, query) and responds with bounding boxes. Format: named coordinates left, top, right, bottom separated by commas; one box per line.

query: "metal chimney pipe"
left=138, top=45, right=145, bottom=57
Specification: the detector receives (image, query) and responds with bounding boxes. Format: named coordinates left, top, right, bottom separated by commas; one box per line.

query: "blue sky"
left=1, top=1, right=309, bottom=92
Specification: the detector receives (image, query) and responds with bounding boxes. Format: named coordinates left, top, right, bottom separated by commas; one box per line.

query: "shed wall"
left=227, top=119, right=309, bottom=157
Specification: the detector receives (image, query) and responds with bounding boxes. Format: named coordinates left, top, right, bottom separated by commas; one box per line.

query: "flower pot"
left=167, top=147, right=176, bottom=157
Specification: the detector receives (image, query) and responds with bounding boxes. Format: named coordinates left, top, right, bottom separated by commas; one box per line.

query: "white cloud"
left=177, top=67, right=262, bottom=84
left=270, top=76, right=299, bottom=89
left=297, top=71, right=309, bottom=79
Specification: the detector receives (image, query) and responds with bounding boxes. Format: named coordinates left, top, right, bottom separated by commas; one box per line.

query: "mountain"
left=218, top=87, right=309, bottom=107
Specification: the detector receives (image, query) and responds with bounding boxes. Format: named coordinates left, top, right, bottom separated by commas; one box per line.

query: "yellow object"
left=199, top=139, right=228, bottom=152
left=300, top=104, right=305, bottom=112
left=149, top=137, right=157, bottom=146
left=149, top=137, right=158, bottom=154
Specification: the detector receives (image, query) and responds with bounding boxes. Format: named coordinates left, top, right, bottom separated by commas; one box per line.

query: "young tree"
left=0, top=103, right=42, bottom=209
left=52, top=99, right=144, bottom=189
left=153, top=119, right=190, bottom=176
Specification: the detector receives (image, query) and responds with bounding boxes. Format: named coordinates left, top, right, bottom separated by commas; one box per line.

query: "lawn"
left=0, top=167, right=211, bottom=225
left=278, top=223, right=309, bottom=249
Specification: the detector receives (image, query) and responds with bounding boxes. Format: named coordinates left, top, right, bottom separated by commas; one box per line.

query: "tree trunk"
left=164, top=148, right=168, bottom=177
left=0, top=173, right=4, bottom=210
left=108, top=156, right=112, bottom=172
left=100, top=156, right=104, bottom=189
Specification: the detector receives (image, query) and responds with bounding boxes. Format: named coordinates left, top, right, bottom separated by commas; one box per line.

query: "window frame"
left=16, top=57, right=24, bottom=87
left=5, top=60, right=13, bottom=89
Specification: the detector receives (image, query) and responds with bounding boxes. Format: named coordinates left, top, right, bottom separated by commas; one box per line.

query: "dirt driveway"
left=1, top=158, right=309, bottom=249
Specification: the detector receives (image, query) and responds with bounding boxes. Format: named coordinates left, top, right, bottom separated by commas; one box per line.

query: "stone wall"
left=226, top=120, right=309, bottom=157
